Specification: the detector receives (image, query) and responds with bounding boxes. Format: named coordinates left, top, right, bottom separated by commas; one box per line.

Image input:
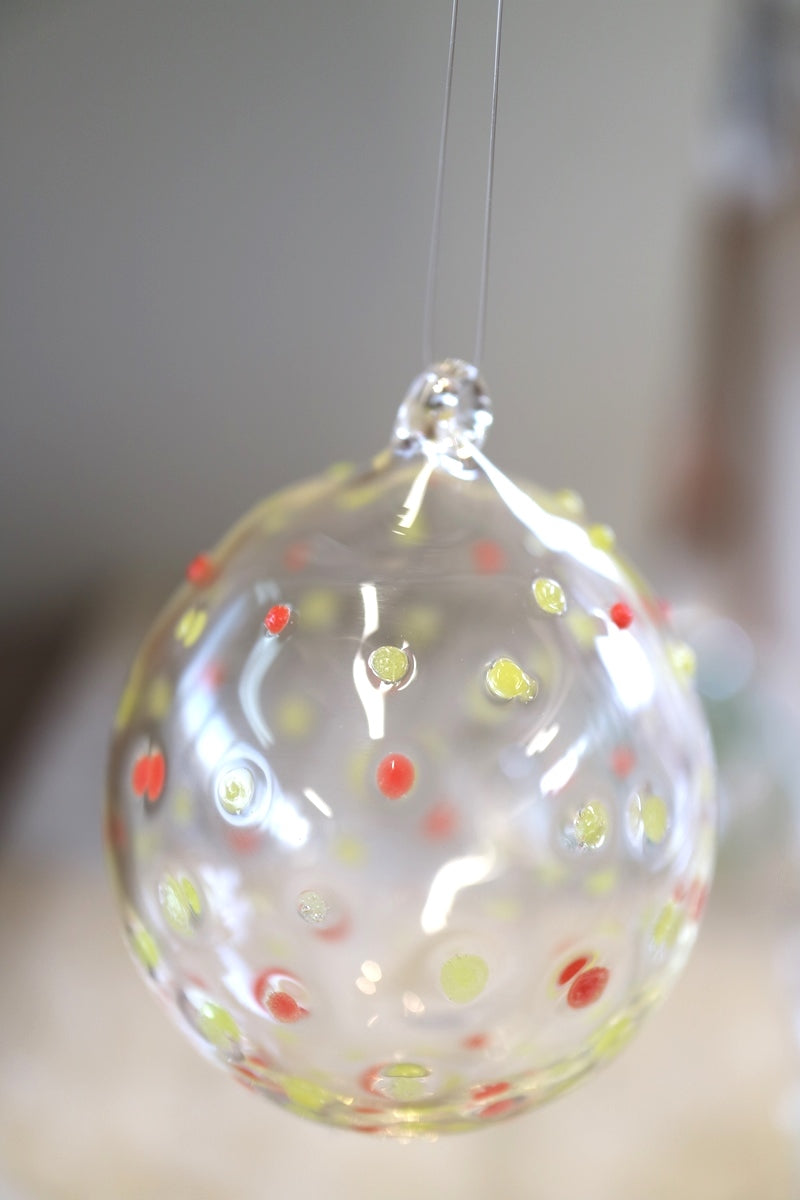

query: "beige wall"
left=0, top=1, right=725, bottom=616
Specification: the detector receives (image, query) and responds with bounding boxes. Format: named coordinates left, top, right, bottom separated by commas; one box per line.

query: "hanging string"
left=474, top=0, right=503, bottom=369
left=422, top=0, right=459, bottom=369
left=422, top=0, right=504, bottom=370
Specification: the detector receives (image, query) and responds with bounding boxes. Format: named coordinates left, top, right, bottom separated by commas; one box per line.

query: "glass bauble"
left=106, top=360, right=715, bottom=1135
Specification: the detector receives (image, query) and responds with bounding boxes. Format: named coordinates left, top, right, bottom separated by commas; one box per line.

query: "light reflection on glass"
left=265, top=792, right=310, bottom=849
left=302, top=786, right=333, bottom=819
left=239, top=637, right=279, bottom=747
left=194, top=714, right=235, bottom=774
left=525, top=722, right=560, bottom=757
left=396, top=458, right=434, bottom=531
left=353, top=582, right=385, bottom=739
left=596, top=631, right=655, bottom=712
left=540, top=738, right=587, bottom=797
left=420, top=852, right=496, bottom=934
left=197, top=864, right=252, bottom=937
left=472, top=445, right=619, bottom=578
left=219, top=945, right=264, bottom=1016
left=359, top=582, right=380, bottom=638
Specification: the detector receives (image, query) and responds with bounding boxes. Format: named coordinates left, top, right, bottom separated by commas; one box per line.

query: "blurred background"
left=3, top=0, right=800, bottom=1195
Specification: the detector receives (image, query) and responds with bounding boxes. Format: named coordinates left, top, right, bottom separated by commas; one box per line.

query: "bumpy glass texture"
left=107, top=360, right=716, bottom=1135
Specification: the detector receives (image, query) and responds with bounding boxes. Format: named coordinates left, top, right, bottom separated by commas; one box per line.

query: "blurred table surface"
left=0, top=596, right=796, bottom=1200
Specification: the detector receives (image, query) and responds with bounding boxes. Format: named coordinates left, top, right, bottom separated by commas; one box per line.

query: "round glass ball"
left=106, top=361, right=715, bottom=1135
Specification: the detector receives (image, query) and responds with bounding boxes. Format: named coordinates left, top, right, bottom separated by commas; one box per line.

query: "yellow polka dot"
left=440, top=954, right=489, bottom=1004
left=334, top=835, right=366, bottom=867
left=419, top=726, right=448, bottom=759
left=442, top=1072, right=465, bottom=1095
left=591, top=1015, right=635, bottom=1060
left=217, top=766, right=255, bottom=815
left=552, top=488, right=586, bottom=519
left=276, top=695, right=315, bottom=739
left=131, top=924, right=159, bottom=971
left=347, top=747, right=370, bottom=795
left=174, top=607, right=207, bottom=647
left=274, top=1027, right=300, bottom=1048
left=281, top=476, right=327, bottom=507
left=172, top=787, right=194, bottom=826
left=283, top=1077, right=331, bottom=1111
left=536, top=862, right=567, bottom=888
left=159, top=873, right=202, bottom=934
left=485, top=658, right=537, bottom=703
left=337, top=482, right=381, bottom=510
left=115, top=665, right=143, bottom=731
left=133, top=829, right=159, bottom=859
left=115, top=687, right=137, bottom=732
left=485, top=897, right=520, bottom=922
left=115, top=691, right=137, bottom=734
left=263, top=933, right=290, bottom=957
left=146, top=676, right=172, bottom=720
left=198, top=1002, right=240, bottom=1049
left=668, top=641, right=697, bottom=683
left=573, top=801, right=609, bottom=849
left=368, top=645, right=409, bottom=684
left=383, top=1062, right=430, bottom=1079
left=566, top=610, right=602, bottom=649
left=585, top=868, right=618, bottom=896
left=298, top=588, right=339, bottom=632
left=384, top=1077, right=427, bottom=1102
left=618, top=558, right=652, bottom=599
left=533, top=577, right=567, bottom=615
left=698, top=765, right=715, bottom=801
left=325, top=461, right=355, bottom=482
left=587, top=524, right=616, bottom=552
left=260, top=503, right=288, bottom=535
left=402, top=604, right=442, bottom=647
left=652, top=901, right=683, bottom=947
left=641, top=794, right=669, bottom=843
left=181, top=876, right=201, bottom=911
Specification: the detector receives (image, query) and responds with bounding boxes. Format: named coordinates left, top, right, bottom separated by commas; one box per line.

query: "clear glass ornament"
left=106, top=360, right=716, bottom=1136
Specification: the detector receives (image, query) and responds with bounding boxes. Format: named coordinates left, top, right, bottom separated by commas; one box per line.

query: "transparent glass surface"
left=106, top=361, right=716, bottom=1135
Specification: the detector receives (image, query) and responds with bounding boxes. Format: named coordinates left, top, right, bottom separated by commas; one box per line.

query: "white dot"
left=297, top=890, right=329, bottom=925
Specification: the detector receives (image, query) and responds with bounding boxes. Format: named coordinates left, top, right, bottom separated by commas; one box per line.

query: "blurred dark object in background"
left=660, top=0, right=800, bottom=631
left=0, top=595, right=89, bottom=833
